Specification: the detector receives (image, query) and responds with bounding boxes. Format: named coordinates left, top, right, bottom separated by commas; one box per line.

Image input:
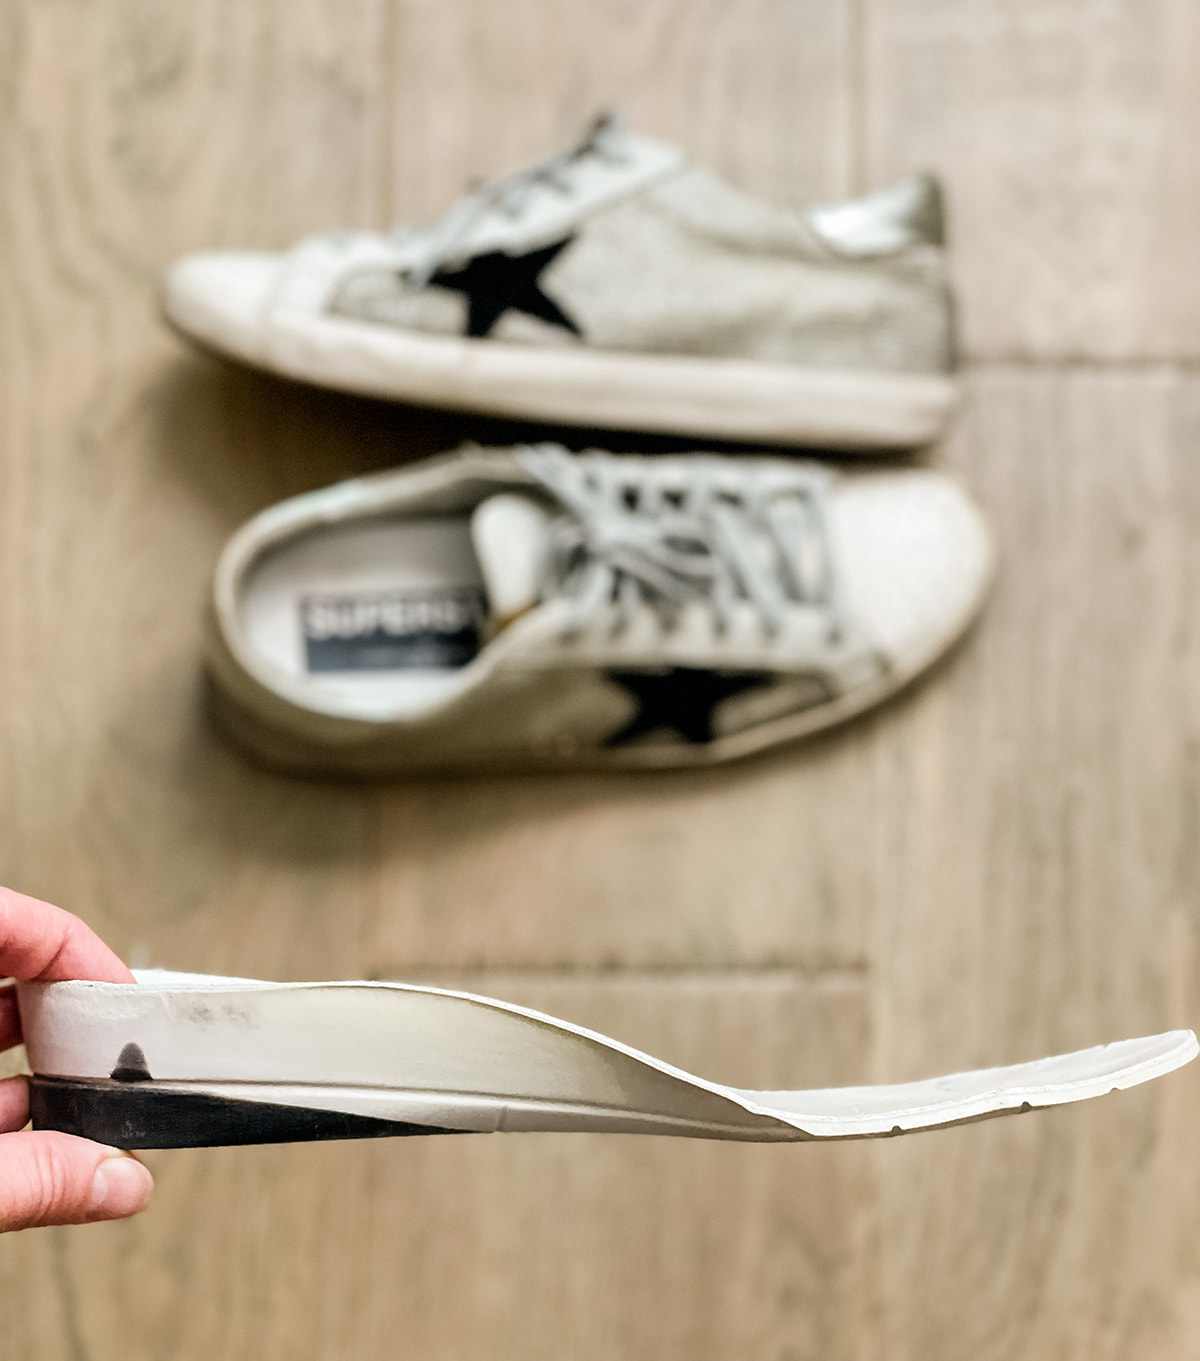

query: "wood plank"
left=366, top=723, right=898, bottom=972
left=385, top=0, right=857, bottom=221
left=16, top=977, right=876, bottom=1361
left=0, top=0, right=392, bottom=978
left=873, top=368, right=1200, bottom=1360
left=863, top=1, right=1200, bottom=359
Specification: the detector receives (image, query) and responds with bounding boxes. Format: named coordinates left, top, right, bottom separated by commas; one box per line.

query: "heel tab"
left=810, top=173, right=946, bottom=256
left=901, top=172, right=946, bottom=247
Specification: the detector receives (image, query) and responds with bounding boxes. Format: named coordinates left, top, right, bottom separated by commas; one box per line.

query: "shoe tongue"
left=470, top=494, right=554, bottom=629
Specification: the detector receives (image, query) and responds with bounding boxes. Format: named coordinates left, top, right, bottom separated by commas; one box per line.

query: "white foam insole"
left=239, top=517, right=484, bottom=715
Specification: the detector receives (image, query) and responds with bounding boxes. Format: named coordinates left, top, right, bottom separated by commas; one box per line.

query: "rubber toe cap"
left=163, top=251, right=281, bottom=364
left=831, top=469, right=994, bottom=669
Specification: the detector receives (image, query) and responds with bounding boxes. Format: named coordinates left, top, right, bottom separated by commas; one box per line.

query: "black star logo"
left=428, top=237, right=583, bottom=340
left=604, top=668, right=774, bottom=747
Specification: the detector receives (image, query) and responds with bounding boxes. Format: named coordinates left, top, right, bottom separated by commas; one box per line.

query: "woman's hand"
left=0, top=887, right=153, bottom=1232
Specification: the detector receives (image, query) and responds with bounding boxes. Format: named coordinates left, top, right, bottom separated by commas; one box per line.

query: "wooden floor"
left=2, top=3, right=1198, bottom=1357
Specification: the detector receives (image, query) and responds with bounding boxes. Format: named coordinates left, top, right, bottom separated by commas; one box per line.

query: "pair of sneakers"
left=22, top=119, right=1192, bottom=1153
left=168, top=114, right=992, bottom=774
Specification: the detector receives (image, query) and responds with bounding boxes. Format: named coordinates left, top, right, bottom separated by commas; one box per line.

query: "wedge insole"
left=19, top=977, right=1199, bottom=1147
left=239, top=517, right=486, bottom=714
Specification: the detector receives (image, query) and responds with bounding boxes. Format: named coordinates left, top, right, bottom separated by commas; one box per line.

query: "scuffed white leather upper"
left=166, top=118, right=953, bottom=376
left=213, top=445, right=992, bottom=742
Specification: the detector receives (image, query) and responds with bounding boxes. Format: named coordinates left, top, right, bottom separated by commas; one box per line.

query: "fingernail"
left=89, top=1150, right=154, bottom=1218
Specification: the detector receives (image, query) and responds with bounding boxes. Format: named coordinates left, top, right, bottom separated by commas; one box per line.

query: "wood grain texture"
left=384, top=0, right=857, bottom=220
left=2, top=2, right=1199, bottom=1360
left=874, top=369, right=1200, bottom=1361
left=863, top=0, right=1200, bottom=360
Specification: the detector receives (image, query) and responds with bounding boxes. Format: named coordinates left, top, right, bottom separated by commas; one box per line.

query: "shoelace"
left=522, top=447, right=844, bottom=645
left=403, top=114, right=632, bottom=288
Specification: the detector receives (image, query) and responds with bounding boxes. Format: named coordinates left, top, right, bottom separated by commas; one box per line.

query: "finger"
left=0, top=1078, right=29, bottom=1133
left=0, top=1131, right=153, bottom=1232
left=0, top=984, right=19, bottom=1052
left=0, top=887, right=133, bottom=984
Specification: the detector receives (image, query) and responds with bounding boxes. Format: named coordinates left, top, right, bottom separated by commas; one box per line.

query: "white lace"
left=521, top=447, right=844, bottom=644
left=400, top=114, right=632, bottom=289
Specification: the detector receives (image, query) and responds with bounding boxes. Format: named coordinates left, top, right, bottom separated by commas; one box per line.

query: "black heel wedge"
left=28, top=1076, right=463, bottom=1150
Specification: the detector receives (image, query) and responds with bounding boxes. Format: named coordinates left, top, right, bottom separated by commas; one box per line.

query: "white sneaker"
left=164, top=115, right=956, bottom=450
left=205, top=444, right=993, bottom=775
left=20, top=973, right=1196, bottom=1148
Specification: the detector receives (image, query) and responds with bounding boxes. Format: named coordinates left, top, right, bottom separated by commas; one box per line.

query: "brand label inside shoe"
left=300, top=588, right=487, bottom=672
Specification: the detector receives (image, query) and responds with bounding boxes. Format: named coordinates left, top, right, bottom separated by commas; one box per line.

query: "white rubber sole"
left=165, top=293, right=957, bottom=451
left=19, top=976, right=1197, bottom=1149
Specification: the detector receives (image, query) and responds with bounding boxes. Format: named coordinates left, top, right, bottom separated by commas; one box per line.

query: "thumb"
left=0, top=1131, right=154, bottom=1232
